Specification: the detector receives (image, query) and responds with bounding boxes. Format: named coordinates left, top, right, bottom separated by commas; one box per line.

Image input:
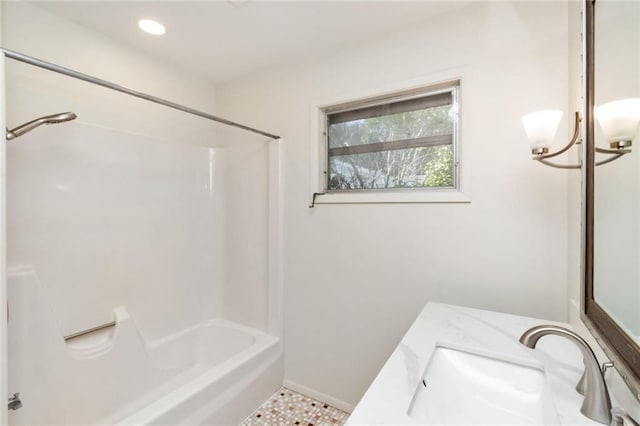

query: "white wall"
left=220, top=139, right=272, bottom=330
left=217, top=1, right=572, bottom=407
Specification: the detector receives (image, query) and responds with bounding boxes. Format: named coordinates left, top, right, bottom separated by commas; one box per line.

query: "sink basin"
left=407, top=345, right=560, bottom=425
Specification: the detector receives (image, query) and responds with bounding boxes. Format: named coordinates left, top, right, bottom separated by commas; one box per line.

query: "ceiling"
left=32, top=1, right=469, bottom=84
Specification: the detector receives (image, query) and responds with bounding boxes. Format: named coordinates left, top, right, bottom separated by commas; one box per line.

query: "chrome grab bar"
left=64, top=320, right=116, bottom=341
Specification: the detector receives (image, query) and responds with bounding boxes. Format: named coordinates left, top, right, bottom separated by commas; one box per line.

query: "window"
left=323, top=81, right=459, bottom=192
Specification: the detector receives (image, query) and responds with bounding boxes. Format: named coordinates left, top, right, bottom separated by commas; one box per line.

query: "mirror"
left=584, top=0, right=640, bottom=395
left=593, top=1, right=640, bottom=344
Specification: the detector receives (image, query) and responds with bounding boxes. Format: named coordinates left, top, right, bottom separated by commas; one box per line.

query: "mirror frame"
left=582, top=0, right=640, bottom=400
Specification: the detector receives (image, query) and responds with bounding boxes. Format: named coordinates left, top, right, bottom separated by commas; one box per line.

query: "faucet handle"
left=602, top=362, right=614, bottom=374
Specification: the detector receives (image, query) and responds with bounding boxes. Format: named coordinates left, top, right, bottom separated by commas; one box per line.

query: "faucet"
left=519, top=324, right=612, bottom=425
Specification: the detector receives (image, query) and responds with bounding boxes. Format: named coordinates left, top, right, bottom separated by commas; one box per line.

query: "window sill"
left=313, top=190, right=471, bottom=205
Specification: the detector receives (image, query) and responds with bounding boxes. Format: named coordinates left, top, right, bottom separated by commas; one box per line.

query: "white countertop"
left=346, top=303, right=602, bottom=425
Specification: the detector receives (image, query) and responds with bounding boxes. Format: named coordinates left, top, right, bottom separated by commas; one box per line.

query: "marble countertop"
left=346, top=303, right=603, bottom=425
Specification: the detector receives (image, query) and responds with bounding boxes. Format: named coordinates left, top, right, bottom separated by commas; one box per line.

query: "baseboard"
left=283, top=380, right=355, bottom=414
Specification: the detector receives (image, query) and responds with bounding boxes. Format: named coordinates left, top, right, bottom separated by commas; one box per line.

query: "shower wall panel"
left=7, top=122, right=224, bottom=339
left=222, top=141, right=271, bottom=331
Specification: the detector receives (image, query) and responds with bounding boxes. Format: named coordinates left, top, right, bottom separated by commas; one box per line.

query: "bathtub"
left=113, top=321, right=282, bottom=426
left=8, top=268, right=283, bottom=426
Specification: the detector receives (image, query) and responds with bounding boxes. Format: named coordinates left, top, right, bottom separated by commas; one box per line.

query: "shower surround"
left=0, top=2, right=288, bottom=423
left=5, top=109, right=283, bottom=425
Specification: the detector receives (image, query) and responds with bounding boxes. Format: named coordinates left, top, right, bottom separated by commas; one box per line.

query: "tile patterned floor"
left=240, top=387, right=350, bottom=426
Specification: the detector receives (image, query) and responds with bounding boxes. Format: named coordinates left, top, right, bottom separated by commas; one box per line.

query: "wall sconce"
left=521, top=98, right=640, bottom=169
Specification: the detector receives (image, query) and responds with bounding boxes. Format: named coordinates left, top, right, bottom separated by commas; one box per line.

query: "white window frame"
left=309, top=70, right=471, bottom=205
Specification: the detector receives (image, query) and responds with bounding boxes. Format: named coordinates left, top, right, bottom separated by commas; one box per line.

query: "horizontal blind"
left=328, top=91, right=452, bottom=125
left=329, top=134, right=451, bottom=157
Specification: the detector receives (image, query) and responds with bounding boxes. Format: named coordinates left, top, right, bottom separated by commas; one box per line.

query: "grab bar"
left=64, top=321, right=116, bottom=341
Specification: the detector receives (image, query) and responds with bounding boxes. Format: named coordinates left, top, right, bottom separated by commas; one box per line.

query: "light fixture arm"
left=534, top=112, right=582, bottom=161
left=594, top=145, right=632, bottom=167
left=595, top=146, right=632, bottom=155
left=531, top=111, right=632, bottom=169
left=532, top=112, right=581, bottom=169
left=595, top=152, right=627, bottom=167
left=536, top=159, right=581, bottom=169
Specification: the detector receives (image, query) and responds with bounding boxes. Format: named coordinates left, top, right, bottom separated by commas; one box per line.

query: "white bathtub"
left=113, top=320, right=282, bottom=426
left=8, top=268, right=283, bottom=426
left=114, top=320, right=283, bottom=425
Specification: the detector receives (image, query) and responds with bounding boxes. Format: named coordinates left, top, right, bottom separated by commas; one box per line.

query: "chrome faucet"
left=519, top=324, right=612, bottom=425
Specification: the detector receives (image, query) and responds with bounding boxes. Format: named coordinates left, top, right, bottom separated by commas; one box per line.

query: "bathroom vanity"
left=347, top=303, right=605, bottom=425
left=349, top=0, right=640, bottom=423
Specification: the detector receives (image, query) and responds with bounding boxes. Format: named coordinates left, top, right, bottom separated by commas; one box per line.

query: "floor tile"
left=239, top=387, right=350, bottom=426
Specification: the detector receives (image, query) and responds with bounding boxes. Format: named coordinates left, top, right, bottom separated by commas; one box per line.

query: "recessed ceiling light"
left=138, top=19, right=166, bottom=36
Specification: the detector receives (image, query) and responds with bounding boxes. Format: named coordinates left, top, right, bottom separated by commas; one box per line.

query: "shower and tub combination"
left=1, top=48, right=284, bottom=425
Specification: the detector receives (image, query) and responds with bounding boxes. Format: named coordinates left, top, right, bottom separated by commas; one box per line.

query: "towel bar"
left=64, top=321, right=116, bottom=341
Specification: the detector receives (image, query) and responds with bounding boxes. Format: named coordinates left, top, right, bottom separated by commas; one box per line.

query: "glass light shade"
left=595, top=98, right=640, bottom=143
left=521, top=110, right=563, bottom=149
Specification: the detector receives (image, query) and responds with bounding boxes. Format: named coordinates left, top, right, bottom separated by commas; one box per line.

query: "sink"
left=407, top=345, right=560, bottom=425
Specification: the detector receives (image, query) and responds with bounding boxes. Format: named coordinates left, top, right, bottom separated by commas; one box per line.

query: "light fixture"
left=138, top=19, right=166, bottom=36
left=521, top=110, right=564, bottom=155
left=595, top=98, right=640, bottom=149
left=521, top=99, right=640, bottom=169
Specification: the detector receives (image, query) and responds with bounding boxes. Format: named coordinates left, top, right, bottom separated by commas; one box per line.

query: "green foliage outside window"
left=328, top=102, right=455, bottom=190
